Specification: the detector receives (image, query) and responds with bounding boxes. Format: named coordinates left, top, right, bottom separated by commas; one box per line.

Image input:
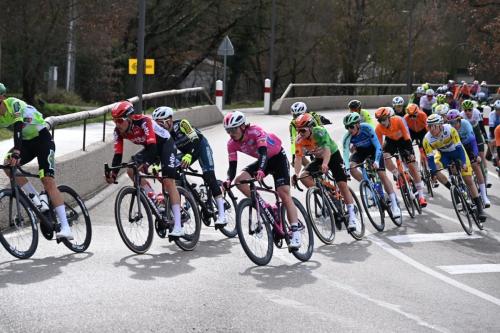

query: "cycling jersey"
left=460, top=108, right=486, bottom=148
left=170, top=119, right=204, bottom=155
left=289, top=111, right=331, bottom=155
left=113, top=114, right=169, bottom=155
left=460, top=108, right=482, bottom=127
left=420, top=96, right=436, bottom=113
left=295, top=126, right=338, bottom=158
left=0, top=97, right=46, bottom=140
left=454, top=119, right=478, bottom=158
left=342, top=123, right=382, bottom=165
left=488, top=110, right=500, bottom=139
left=375, top=116, right=411, bottom=144
left=496, top=125, right=500, bottom=147
left=404, top=110, right=427, bottom=133
left=358, top=109, right=376, bottom=127
left=227, top=124, right=282, bottom=162
left=408, top=94, right=422, bottom=106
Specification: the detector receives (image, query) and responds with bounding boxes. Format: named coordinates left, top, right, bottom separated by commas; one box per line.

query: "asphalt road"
left=1, top=109, right=499, bottom=332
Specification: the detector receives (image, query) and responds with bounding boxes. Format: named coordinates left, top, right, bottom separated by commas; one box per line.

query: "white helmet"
left=494, top=100, right=500, bottom=110
left=434, top=104, right=449, bottom=116
left=426, top=89, right=435, bottom=96
left=416, top=86, right=425, bottom=94
left=152, top=106, right=174, bottom=120
left=223, top=111, right=246, bottom=129
left=290, top=101, right=307, bottom=117
left=392, top=96, right=405, bottom=106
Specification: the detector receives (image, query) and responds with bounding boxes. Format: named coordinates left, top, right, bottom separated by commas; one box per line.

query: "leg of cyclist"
left=471, top=159, right=490, bottom=208
left=376, top=156, right=401, bottom=218
left=457, top=149, right=487, bottom=222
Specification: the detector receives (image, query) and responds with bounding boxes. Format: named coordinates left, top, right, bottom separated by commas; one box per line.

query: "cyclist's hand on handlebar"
left=476, top=155, right=481, bottom=163
left=291, top=174, right=298, bottom=187
left=137, top=163, right=150, bottom=174
left=255, top=169, right=265, bottom=181
left=321, top=163, right=329, bottom=174
left=105, top=171, right=117, bottom=184
left=462, top=163, right=467, bottom=170
left=8, top=151, right=21, bottom=167
left=372, top=161, right=379, bottom=170
left=223, top=179, right=232, bottom=189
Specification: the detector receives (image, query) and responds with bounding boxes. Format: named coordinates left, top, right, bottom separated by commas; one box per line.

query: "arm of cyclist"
left=179, top=119, right=200, bottom=168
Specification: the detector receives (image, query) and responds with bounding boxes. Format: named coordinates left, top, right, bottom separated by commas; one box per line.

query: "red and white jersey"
left=113, top=114, right=169, bottom=154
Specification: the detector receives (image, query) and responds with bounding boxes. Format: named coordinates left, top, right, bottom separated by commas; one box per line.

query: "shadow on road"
left=315, top=239, right=372, bottom=263
left=0, top=252, right=94, bottom=288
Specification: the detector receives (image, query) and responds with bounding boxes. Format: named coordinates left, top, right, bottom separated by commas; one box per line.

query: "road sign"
left=217, top=36, right=235, bottom=56
left=128, top=58, right=155, bottom=75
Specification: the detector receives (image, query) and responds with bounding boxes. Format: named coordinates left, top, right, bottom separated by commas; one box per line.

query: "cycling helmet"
left=445, top=91, right=453, bottom=97
left=375, top=107, right=391, bottom=120
left=493, top=100, right=500, bottom=110
left=462, top=99, right=474, bottom=110
left=477, top=92, right=486, bottom=102
left=0, top=83, right=6, bottom=95
left=422, top=83, right=430, bottom=91
left=111, top=101, right=135, bottom=118
left=416, top=86, right=425, bottom=94
left=425, top=88, right=435, bottom=96
left=446, top=109, right=461, bottom=121
left=223, top=111, right=246, bottom=129
left=406, top=103, right=419, bottom=116
left=473, top=80, right=479, bottom=85
left=290, top=101, right=307, bottom=117
left=343, top=112, right=361, bottom=127
left=295, top=113, right=315, bottom=128
left=427, top=114, right=443, bottom=125
left=152, top=106, right=174, bottom=120
left=348, top=99, right=362, bottom=110
left=436, top=86, right=445, bottom=94
left=392, top=96, right=405, bottom=106
left=435, top=104, right=449, bottom=116
left=436, top=94, right=446, bottom=104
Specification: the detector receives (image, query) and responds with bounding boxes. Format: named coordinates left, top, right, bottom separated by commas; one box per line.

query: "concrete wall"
left=0, top=104, right=224, bottom=201
left=271, top=95, right=411, bottom=115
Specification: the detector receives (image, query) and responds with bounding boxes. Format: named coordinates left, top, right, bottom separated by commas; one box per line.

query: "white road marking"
left=488, top=171, right=499, bottom=179
left=388, top=232, right=482, bottom=244
left=437, top=264, right=500, bottom=275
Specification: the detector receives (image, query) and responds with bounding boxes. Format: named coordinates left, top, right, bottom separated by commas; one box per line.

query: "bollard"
left=264, top=78, right=271, bottom=113
left=215, top=80, right=223, bottom=111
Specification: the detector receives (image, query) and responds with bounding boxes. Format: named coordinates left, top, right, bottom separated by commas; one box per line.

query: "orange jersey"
left=404, top=110, right=428, bottom=133
left=375, top=116, right=411, bottom=144
left=495, top=125, right=500, bottom=147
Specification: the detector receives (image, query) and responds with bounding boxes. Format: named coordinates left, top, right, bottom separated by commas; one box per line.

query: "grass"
left=226, top=100, right=264, bottom=109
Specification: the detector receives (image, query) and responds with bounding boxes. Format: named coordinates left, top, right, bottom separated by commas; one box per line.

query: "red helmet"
left=111, top=101, right=135, bottom=118
left=295, top=113, right=315, bottom=128
left=375, top=107, right=391, bottom=120
left=406, top=103, right=420, bottom=116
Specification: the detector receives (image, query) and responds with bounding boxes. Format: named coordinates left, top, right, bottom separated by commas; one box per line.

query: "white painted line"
left=388, top=232, right=482, bottom=244
left=488, top=171, right=499, bottom=179
left=367, top=234, right=500, bottom=306
left=437, top=264, right=500, bottom=275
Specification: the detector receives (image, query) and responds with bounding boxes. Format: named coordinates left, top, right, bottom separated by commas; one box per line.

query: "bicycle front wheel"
left=359, top=180, right=385, bottom=232
left=115, top=186, right=154, bottom=254
left=58, top=185, right=92, bottom=253
left=0, top=189, right=38, bottom=259
left=305, top=186, right=335, bottom=244
left=346, top=188, right=365, bottom=240
left=283, top=197, right=314, bottom=262
left=451, top=186, right=473, bottom=235
left=421, top=163, right=434, bottom=197
left=236, top=198, right=273, bottom=266
left=399, top=176, right=415, bottom=218
left=174, top=187, right=201, bottom=251
left=217, top=188, right=238, bottom=238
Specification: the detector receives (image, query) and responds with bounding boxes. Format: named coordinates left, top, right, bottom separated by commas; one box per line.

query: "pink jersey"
left=227, top=125, right=282, bottom=161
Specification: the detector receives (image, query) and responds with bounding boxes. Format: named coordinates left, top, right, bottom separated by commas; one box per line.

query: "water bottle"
left=373, top=182, right=384, bottom=199
left=28, top=193, right=42, bottom=208
left=39, top=191, right=50, bottom=212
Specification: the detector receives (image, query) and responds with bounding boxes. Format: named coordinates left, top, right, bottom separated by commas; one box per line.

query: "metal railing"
left=44, top=87, right=213, bottom=151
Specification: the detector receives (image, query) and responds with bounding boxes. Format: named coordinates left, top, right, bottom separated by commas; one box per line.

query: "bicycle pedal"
left=486, top=183, right=492, bottom=189
left=168, top=235, right=179, bottom=242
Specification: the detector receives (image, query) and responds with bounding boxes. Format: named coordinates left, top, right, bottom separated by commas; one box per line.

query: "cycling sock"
left=416, top=181, right=424, bottom=197
left=347, top=203, right=355, bottom=215
left=478, top=183, right=488, bottom=201
left=22, top=182, right=38, bottom=197
left=216, top=197, right=225, bottom=220
left=389, top=192, right=398, bottom=204
left=54, top=205, right=69, bottom=229
left=172, top=204, right=181, bottom=228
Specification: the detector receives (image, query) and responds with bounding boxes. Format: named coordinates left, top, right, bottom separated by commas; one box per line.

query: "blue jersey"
left=342, top=123, right=383, bottom=164
left=456, top=119, right=478, bottom=157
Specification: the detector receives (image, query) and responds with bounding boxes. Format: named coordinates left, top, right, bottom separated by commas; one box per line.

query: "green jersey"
left=289, top=111, right=331, bottom=155
left=295, top=126, right=339, bottom=158
left=0, top=97, right=46, bottom=140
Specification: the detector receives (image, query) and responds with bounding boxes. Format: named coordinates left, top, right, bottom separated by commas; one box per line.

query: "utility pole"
left=404, top=4, right=415, bottom=94
left=65, top=0, right=76, bottom=91
left=268, top=0, right=277, bottom=101
left=136, top=0, right=146, bottom=113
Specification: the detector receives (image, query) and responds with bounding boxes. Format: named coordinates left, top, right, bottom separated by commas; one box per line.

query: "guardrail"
left=45, top=87, right=213, bottom=151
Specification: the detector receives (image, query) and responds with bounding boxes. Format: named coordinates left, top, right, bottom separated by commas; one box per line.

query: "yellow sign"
left=128, top=59, right=155, bottom=75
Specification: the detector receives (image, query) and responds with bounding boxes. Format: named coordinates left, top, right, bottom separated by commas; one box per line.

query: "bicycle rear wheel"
left=115, top=186, right=154, bottom=254
left=451, top=186, right=473, bottom=235
left=305, top=186, right=335, bottom=244
left=421, top=163, right=434, bottom=197
left=174, top=187, right=201, bottom=251
left=359, top=180, right=385, bottom=232
left=216, top=187, right=238, bottom=238
left=58, top=185, right=92, bottom=253
left=282, top=197, right=314, bottom=262
left=0, top=189, right=38, bottom=259
left=236, top=198, right=273, bottom=266
left=399, top=176, right=415, bottom=218
left=346, top=188, right=365, bottom=240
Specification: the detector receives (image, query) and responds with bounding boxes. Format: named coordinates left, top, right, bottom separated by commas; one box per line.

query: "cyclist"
left=434, top=104, right=450, bottom=120
left=348, top=99, right=376, bottom=127
left=223, top=111, right=302, bottom=249
left=0, top=87, right=73, bottom=239
left=446, top=91, right=459, bottom=110
left=446, top=109, right=490, bottom=207
left=423, top=114, right=487, bottom=221
left=292, top=113, right=359, bottom=231
left=392, top=96, right=406, bottom=117
left=420, top=89, right=436, bottom=116
left=151, top=106, right=227, bottom=226
left=432, top=94, right=448, bottom=114
left=409, top=86, right=425, bottom=106
left=289, top=101, right=331, bottom=166
left=104, top=101, right=184, bottom=236
left=342, top=112, right=401, bottom=218
left=375, top=107, right=427, bottom=207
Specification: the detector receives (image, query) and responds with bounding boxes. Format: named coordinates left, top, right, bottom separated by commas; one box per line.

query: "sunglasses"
left=409, top=115, right=418, bottom=119
left=377, top=117, right=389, bottom=123
left=345, top=124, right=356, bottom=130
left=448, top=120, right=459, bottom=125
left=112, top=117, right=128, bottom=124
left=298, top=128, right=309, bottom=134
left=464, top=109, right=472, bottom=112
left=226, top=127, right=239, bottom=134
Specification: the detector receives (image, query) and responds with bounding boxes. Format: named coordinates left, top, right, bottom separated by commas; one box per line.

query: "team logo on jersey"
left=47, top=149, right=56, bottom=171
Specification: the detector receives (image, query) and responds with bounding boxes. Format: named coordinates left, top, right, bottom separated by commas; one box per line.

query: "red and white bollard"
left=215, top=80, right=223, bottom=111
left=264, top=78, right=271, bottom=113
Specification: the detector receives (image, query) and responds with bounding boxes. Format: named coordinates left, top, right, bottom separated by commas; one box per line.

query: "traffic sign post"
left=217, top=36, right=234, bottom=108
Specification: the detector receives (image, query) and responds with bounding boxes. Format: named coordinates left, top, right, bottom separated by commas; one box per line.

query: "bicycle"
left=442, top=160, right=483, bottom=235
left=104, top=162, right=201, bottom=254
left=0, top=165, right=92, bottom=259
left=232, top=178, right=314, bottom=266
left=355, top=159, right=403, bottom=232
left=296, top=171, right=365, bottom=244
left=390, top=152, right=422, bottom=218
left=176, top=167, right=238, bottom=238
left=416, top=144, right=434, bottom=197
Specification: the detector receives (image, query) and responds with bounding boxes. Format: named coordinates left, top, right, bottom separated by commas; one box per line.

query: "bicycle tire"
left=359, top=180, right=385, bottom=232
left=217, top=189, right=238, bottom=238
left=305, top=186, right=335, bottom=244
left=58, top=185, right=92, bottom=253
left=399, top=176, right=415, bottom=219
left=410, top=179, right=422, bottom=215
left=236, top=198, right=273, bottom=266
left=346, top=187, right=365, bottom=240
left=387, top=196, right=403, bottom=227
left=174, top=187, right=201, bottom=251
left=283, top=197, right=314, bottom=262
left=0, top=189, right=38, bottom=259
left=421, top=163, right=434, bottom=197
left=451, top=185, right=473, bottom=235
left=115, top=186, right=154, bottom=254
